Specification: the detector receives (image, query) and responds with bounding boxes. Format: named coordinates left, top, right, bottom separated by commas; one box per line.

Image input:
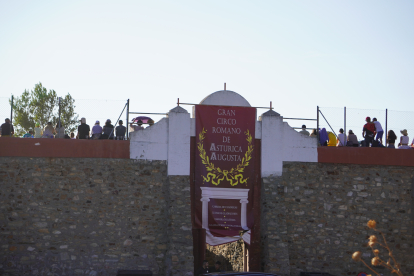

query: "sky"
left=1, top=0, right=414, bottom=132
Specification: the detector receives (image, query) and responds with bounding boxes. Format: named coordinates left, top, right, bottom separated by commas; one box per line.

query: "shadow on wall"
left=205, top=239, right=244, bottom=272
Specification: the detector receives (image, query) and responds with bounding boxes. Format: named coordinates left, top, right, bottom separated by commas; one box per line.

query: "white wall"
left=167, top=106, right=190, bottom=175
left=130, top=118, right=169, bottom=161
left=130, top=90, right=318, bottom=177
left=260, top=111, right=318, bottom=177
left=281, top=121, right=318, bottom=163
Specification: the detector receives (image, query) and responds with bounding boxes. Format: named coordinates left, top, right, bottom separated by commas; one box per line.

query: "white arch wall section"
left=281, top=121, right=318, bottom=162
left=129, top=112, right=317, bottom=176
left=260, top=111, right=318, bottom=177
left=129, top=107, right=191, bottom=176
left=199, top=90, right=251, bottom=107
left=130, top=118, right=169, bottom=161
left=129, top=89, right=317, bottom=176
left=167, top=106, right=191, bottom=175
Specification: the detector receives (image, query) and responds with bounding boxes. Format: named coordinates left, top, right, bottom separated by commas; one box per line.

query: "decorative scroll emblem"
left=197, top=128, right=253, bottom=186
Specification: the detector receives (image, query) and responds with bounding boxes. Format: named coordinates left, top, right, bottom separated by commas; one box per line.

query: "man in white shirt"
left=372, top=118, right=383, bottom=145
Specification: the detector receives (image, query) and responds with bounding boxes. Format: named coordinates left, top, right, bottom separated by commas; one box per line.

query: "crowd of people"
left=0, top=117, right=154, bottom=140
left=1, top=116, right=414, bottom=149
left=301, top=116, right=414, bottom=149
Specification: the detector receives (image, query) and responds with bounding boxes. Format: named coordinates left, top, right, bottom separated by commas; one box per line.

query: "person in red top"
left=362, top=116, right=376, bottom=147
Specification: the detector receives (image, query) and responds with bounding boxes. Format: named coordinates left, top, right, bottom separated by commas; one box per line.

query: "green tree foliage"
left=11, top=83, right=78, bottom=136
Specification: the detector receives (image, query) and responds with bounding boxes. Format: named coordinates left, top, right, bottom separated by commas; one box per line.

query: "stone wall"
left=0, top=157, right=193, bottom=276
left=261, top=175, right=290, bottom=275
left=262, top=162, right=414, bottom=276
left=2, top=156, right=414, bottom=276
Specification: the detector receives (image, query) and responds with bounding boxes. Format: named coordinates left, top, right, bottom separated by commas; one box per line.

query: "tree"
left=11, top=83, right=78, bottom=136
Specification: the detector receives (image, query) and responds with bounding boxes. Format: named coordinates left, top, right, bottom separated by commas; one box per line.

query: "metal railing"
left=318, top=106, right=414, bottom=146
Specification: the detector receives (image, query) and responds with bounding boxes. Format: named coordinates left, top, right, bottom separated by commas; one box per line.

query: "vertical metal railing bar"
left=340, top=106, right=346, bottom=146
left=10, top=95, right=13, bottom=123
left=126, top=99, right=129, bottom=140
left=108, top=101, right=128, bottom=139
left=385, top=108, right=388, bottom=146
left=317, top=106, right=320, bottom=145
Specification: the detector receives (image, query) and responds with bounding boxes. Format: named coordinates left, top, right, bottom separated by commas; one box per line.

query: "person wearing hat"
left=398, top=129, right=410, bottom=149
left=362, top=116, right=376, bottom=147
left=1, top=118, right=14, bottom=137
left=102, top=119, right=114, bottom=139
left=115, top=120, right=126, bottom=140
left=299, top=125, right=310, bottom=136
left=77, top=117, right=90, bottom=139
left=91, top=120, right=102, bottom=139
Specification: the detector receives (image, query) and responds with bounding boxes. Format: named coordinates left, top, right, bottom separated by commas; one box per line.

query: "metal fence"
left=0, top=97, right=11, bottom=123
left=4, top=96, right=412, bottom=143
left=318, top=106, right=414, bottom=144
left=72, top=98, right=128, bottom=133
left=284, top=117, right=318, bottom=132
left=1, top=96, right=129, bottom=137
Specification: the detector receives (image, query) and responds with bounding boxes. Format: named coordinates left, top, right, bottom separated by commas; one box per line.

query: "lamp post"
left=58, top=97, right=62, bottom=128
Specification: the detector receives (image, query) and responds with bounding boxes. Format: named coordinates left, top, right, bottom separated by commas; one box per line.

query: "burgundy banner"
left=195, top=105, right=256, bottom=237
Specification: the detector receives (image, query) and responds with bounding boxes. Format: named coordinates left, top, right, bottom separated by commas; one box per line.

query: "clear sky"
left=1, top=0, right=413, bottom=131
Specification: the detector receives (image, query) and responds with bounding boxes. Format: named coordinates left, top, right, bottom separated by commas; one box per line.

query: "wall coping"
left=318, top=146, right=414, bottom=167
left=0, top=137, right=129, bottom=159
left=5, top=139, right=414, bottom=168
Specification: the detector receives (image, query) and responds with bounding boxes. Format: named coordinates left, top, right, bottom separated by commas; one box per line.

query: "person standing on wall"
left=1, top=118, right=14, bottom=137
left=372, top=118, right=384, bottom=145
left=362, top=117, right=376, bottom=147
